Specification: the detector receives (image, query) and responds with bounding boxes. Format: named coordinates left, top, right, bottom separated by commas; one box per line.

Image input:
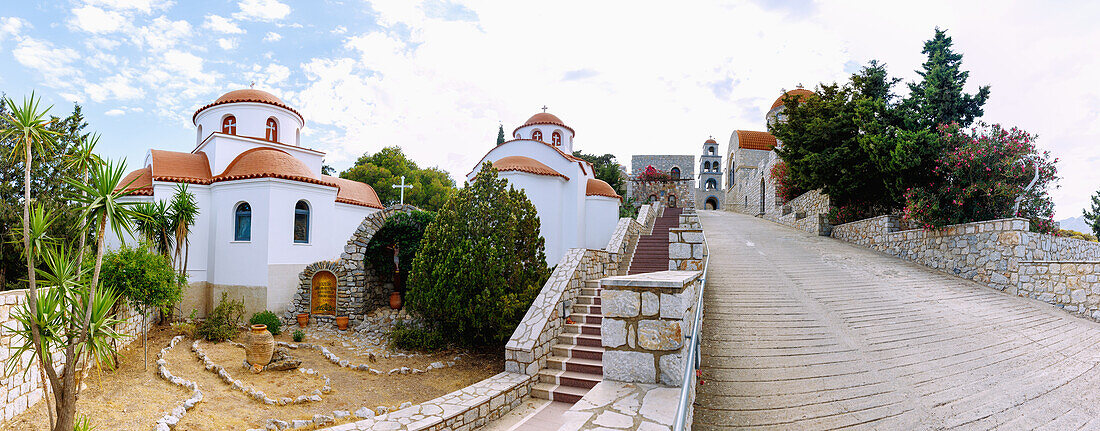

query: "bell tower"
left=697, top=137, right=723, bottom=210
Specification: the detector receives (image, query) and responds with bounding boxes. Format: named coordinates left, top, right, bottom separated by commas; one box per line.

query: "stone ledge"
left=600, top=271, right=701, bottom=289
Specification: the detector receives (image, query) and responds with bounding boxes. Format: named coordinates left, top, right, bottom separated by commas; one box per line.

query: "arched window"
left=293, top=200, right=310, bottom=243
left=222, top=115, right=237, bottom=134
left=670, top=167, right=680, bottom=180
left=708, top=147, right=715, bottom=155
left=532, top=130, right=543, bottom=141
left=551, top=131, right=562, bottom=145
left=704, top=161, right=711, bottom=172
left=234, top=202, right=251, bottom=241
left=706, top=178, right=717, bottom=190
left=265, top=117, right=278, bottom=141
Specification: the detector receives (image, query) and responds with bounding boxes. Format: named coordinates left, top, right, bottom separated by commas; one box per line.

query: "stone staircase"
left=532, top=279, right=604, bottom=403
left=628, top=207, right=684, bottom=274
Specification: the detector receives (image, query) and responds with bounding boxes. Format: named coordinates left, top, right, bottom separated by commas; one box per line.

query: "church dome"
left=586, top=178, right=621, bottom=199
left=215, top=147, right=327, bottom=185
left=770, top=88, right=814, bottom=111
left=193, top=88, right=304, bottom=123
left=704, top=138, right=717, bottom=144
left=516, top=112, right=575, bottom=135
left=492, top=156, right=569, bottom=180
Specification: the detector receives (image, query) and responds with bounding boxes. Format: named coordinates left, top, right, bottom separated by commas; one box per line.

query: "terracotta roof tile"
left=735, top=130, right=778, bottom=151
left=492, top=156, right=569, bottom=180
left=324, top=175, right=384, bottom=209
left=214, top=147, right=331, bottom=186
left=193, top=89, right=303, bottom=123
left=770, top=88, right=815, bottom=110
left=513, top=112, right=575, bottom=136
left=586, top=178, right=621, bottom=199
left=117, top=166, right=153, bottom=195
left=149, top=150, right=212, bottom=184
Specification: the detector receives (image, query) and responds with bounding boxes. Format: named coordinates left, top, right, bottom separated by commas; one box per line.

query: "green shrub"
left=170, top=321, right=196, bottom=338
left=248, top=310, right=281, bottom=335
left=101, top=243, right=184, bottom=317
left=388, top=322, right=444, bottom=351
left=406, top=163, right=550, bottom=346
left=292, top=329, right=305, bottom=342
left=197, top=292, right=244, bottom=341
left=363, top=210, right=435, bottom=284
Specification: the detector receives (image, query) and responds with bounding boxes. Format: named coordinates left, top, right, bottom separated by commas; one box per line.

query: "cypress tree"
left=904, top=28, right=991, bottom=130
left=1083, top=189, right=1100, bottom=238
left=496, top=124, right=506, bottom=145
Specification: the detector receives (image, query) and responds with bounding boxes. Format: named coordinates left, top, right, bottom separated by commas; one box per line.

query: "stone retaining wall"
left=599, top=271, right=703, bottom=386
left=605, top=217, right=643, bottom=277
left=832, top=215, right=1100, bottom=318
left=0, top=288, right=149, bottom=423
left=762, top=189, right=831, bottom=235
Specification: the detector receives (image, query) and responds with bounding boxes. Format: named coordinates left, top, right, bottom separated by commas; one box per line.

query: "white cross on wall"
left=392, top=175, right=414, bottom=205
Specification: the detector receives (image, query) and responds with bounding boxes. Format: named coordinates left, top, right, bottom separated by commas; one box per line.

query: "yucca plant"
left=131, top=200, right=173, bottom=258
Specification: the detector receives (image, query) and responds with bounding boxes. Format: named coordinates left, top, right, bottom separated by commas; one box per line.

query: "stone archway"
left=705, top=196, right=719, bottom=210
left=286, top=204, right=420, bottom=324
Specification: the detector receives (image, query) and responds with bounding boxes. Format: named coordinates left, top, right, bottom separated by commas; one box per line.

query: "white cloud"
left=131, top=16, right=191, bottom=51
left=85, top=0, right=173, bottom=14
left=233, top=0, right=291, bottom=22
left=263, top=31, right=281, bottom=42
left=12, top=37, right=82, bottom=84
left=263, top=63, right=290, bottom=83
left=105, top=109, right=125, bottom=116
left=0, top=16, right=28, bottom=48
left=203, top=14, right=244, bottom=34
left=217, top=38, right=237, bottom=50
left=70, top=5, right=128, bottom=33
left=331, top=25, right=347, bottom=35
left=85, top=74, right=144, bottom=102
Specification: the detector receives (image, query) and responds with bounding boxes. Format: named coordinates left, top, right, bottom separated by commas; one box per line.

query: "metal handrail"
left=672, top=237, right=709, bottom=431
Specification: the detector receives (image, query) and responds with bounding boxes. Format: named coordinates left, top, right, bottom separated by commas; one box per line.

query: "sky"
left=0, top=0, right=1098, bottom=219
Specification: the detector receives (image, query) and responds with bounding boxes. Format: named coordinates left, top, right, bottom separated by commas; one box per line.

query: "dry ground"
left=2, top=325, right=502, bottom=431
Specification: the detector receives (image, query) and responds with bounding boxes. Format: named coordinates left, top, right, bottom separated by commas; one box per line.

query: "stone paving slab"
left=558, top=381, right=678, bottom=431
left=694, top=210, right=1100, bottom=430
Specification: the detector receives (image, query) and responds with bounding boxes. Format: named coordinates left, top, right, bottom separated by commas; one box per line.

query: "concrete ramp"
left=695, top=210, right=1100, bottom=430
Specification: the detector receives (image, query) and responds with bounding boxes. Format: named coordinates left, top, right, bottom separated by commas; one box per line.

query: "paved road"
left=694, top=210, right=1100, bottom=430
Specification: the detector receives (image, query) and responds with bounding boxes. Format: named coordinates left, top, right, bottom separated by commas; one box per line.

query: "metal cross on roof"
left=392, top=175, right=414, bottom=205
left=541, top=105, right=548, bottom=113
left=250, top=81, right=256, bottom=89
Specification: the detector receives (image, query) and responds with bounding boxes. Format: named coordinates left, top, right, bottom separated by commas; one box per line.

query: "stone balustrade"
left=605, top=217, right=643, bottom=277
left=599, top=271, right=702, bottom=386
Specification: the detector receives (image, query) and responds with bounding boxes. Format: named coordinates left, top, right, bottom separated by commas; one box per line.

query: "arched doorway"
left=667, top=194, right=677, bottom=208
left=705, top=197, right=719, bottom=210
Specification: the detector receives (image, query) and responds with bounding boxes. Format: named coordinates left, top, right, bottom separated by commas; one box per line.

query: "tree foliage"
left=496, top=125, right=506, bottom=145
left=364, top=210, right=435, bottom=284
left=340, top=146, right=456, bottom=211
left=571, top=151, right=626, bottom=195
left=1084, top=189, right=1100, bottom=238
left=406, top=162, right=550, bottom=346
left=101, top=243, right=184, bottom=318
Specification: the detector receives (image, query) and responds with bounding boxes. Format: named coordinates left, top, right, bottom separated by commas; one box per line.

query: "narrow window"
left=234, top=202, right=251, bottom=241
left=551, top=131, right=562, bottom=145
left=670, top=167, right=680, bottom=180
left=532, top=130, right=543, bottom=141
left=266, top=117, right=278, bottom=141
left=704, top=161, right=711, bottom=172
left=293, top=200, right=310, bottom=243
left=706, top=178, right=717, bottom=190
left=222, top=115, right=237, bottom=134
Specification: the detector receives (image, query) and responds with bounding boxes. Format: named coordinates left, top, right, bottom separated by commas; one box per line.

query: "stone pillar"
left=599, top=271, right=702, bottom=385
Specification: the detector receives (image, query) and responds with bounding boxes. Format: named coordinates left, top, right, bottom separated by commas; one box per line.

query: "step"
left=580, top=287, right=599, bottom=296
left=558, top=332, right=602, bottom=347
left=571, top=304, right=601, bottom=314
left=546, top=355, right=603, bottom=375
left=532, top=382, right=590, bottom=403
left=538, top=369, right=602, bottom=390
left=575, top=295, right=601, bottom=305
left=563, top=322, right=601, bottom=336
left=570, top=313, right=601, bottom=325
left=583, top=280, right=601, bottom=288
left=551, top=343, right=604, bottom=361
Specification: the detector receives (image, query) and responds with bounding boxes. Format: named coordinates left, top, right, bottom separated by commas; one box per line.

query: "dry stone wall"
left=0, top=288, right=150, bottom=424
left=761, top=189, right=831, bottom=235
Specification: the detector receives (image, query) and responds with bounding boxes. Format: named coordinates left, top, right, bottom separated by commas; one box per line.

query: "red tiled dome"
left=514, top=111, right=575, bottom=136
left=215, top=147, right=327, bottom=185
left=193, top=89, right=303, bottom=123
left=117, top=166, right=152, bottom=195
left=586, top=178, right=620, bottom=199
left=770, top=88, right=815, bottom=111
left=492, top=156, right=569, bottom=180
left=704, top=138, right=717, bottom=144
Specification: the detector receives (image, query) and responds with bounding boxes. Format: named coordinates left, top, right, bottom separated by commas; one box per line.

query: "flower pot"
left=389, top=291, right=402, bottom=310
left=336, top=316, right=349, bottom=331
left=297, top=313, right=309, bottom=328
left=246, top=324, right=274, bottom=368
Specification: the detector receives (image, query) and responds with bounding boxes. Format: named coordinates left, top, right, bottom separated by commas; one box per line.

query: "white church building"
left=467, top=111, right=621, bottom=265
left=109, top=89, right=383, bottom=316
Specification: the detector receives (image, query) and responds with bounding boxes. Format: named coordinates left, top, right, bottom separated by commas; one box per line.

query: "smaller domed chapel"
left=468, top=110, right=621, bottom=266
left=108, top=89, right=384, bottom=316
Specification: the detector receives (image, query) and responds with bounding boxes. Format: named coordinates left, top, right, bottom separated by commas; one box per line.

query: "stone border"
left=191, top=340, right=328, bottom=405
left=286, top=204, right=420, bottom=325
left=318, top=371, right=537, bottom=431
left=275, top=341, right=462, bottom=375
left=154, top=336, right=203, bottom=431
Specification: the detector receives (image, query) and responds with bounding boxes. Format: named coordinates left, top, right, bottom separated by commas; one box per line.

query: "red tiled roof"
left=735, top=130, right=778, bottom=151
left=117, top=166, right=153, bottom=195
left=492, top=156, right=569, bottom=180
left=513, top=112, right=576, bottom=136
left=193, top=89, right=304, bottom=123
left=586, top=178, right=621, bottom=199
left=324, top=175, right=384, bottom=209
left=214, top=147, right=331, bottom=186
left=770, top=88, right=815, bottom=111
left=149, top=150, right=212, bottom=184
left=704, top=138, right=717, bottom=144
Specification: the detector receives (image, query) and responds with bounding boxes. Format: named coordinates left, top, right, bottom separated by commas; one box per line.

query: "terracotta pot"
left=296, top=313, right=309, bottom=328
left=389, top=291, right=403, bottom=310
left=336, top=316, right=349, bottom=331
left=246, top=324, right=274, bottom=367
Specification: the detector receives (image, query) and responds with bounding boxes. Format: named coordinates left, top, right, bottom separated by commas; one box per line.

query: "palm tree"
left=64, top=133, right=103, bottom=268
left=131, top=200, right=173, bottom=257
left=169, top=183, right=198, bottom=280
left=0, top=93, right=58, bottom=428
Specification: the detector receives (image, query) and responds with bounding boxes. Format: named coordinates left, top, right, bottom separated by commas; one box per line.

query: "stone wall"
left=669, top=210, right=705, bottom=271
left=630, top=179, right=696, bottom=209
left=605, top=217, right=643, bottom=277
left=599, top=271, right=703, bottom=386
left=761, top=189, right=831, bottom=235
left=831, top=215, right=1100, bottom=319
left=286, top=204, right=418, bottom=325
left=636, top=201, right=665, bottom=235
left=0, top=289, right=149, bottom=423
